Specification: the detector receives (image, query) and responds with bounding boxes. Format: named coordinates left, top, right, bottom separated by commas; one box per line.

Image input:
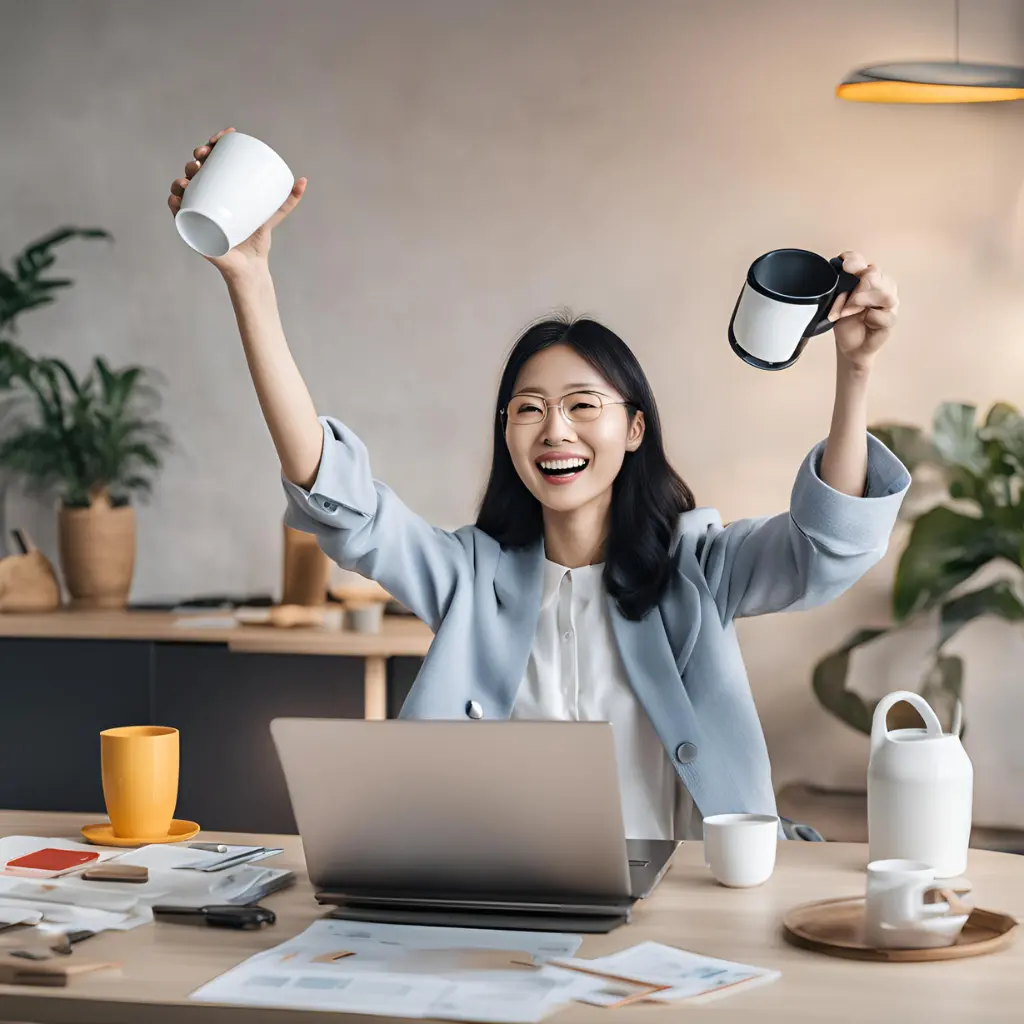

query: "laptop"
left=269, top=718, right=680, bottom=933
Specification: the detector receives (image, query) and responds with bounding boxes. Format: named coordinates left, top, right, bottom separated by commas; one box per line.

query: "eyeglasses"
left=503, top=390, right=631, bottom=426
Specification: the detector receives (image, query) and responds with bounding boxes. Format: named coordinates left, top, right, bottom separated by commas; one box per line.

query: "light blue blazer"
left=283, top=417, right=911, bottom=840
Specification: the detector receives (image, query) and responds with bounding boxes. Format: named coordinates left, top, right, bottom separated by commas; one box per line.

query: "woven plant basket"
left=58, top=489, right=136, bottom=609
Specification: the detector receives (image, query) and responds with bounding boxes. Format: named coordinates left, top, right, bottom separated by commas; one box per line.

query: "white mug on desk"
left=702, top=813, right=778, bottom=888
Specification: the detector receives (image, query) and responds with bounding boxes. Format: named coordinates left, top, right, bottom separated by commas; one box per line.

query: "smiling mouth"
left=536, top=457, right=590, bottom=480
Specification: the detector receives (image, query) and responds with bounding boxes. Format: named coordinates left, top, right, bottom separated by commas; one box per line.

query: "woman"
left=168, top=128, right=910, bottom=842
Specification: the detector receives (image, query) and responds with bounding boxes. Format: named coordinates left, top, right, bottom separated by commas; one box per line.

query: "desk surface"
left=0, top=811, right=1021, bottom=1023
left=0, top=610, right=434, bottom=657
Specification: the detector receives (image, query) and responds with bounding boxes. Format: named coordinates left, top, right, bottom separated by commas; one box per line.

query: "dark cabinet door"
left=0, top=636, right=423, bottom=833
left=0, top=638, right=152, bottom=814
left=152, top=644, right=366, bottom=833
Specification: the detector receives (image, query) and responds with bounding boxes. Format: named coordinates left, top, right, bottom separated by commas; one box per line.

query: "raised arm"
left=819, top=249, right=899, bottom=496
left=221, top=264, right=322, bottom=488
left=167, top=126, right=321, bottom=487
left=167, top=128, right=468, bottom=625
left=694, top=251, right=909, bottom=620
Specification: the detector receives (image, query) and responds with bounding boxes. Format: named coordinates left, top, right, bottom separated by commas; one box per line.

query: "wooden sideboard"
left=0, top=610, right=434, bottom=720
left=0, top=610, right=433, bottom=833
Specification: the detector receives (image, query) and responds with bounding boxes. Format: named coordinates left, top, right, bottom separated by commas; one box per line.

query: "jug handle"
left=870, top=690, right=944, bottom=754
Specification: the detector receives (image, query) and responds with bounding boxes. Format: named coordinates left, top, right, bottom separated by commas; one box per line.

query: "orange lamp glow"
left=837, top=61, right=1024, bottom=104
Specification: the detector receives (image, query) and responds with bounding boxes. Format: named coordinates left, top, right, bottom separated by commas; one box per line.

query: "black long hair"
left=475, top=313, right=695, bottom=621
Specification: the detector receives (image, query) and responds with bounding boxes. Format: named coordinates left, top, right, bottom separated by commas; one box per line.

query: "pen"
left=188, top=843, right=229, bottom=853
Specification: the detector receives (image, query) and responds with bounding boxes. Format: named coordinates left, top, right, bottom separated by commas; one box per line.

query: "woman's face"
left=504, top=344, right=645, bottom=515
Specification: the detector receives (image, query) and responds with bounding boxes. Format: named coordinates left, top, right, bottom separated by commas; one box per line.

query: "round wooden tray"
left=782, top=896, right=1018, bottom=962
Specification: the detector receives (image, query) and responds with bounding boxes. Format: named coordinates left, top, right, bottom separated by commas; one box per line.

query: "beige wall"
left=3, top=0, right=1024, bottom=811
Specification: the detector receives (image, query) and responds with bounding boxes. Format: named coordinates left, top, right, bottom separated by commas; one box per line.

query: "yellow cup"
left=100, top=725, right=179, bottom=839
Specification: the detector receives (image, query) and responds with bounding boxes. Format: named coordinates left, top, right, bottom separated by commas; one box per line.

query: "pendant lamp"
left=837, top=0, right=1024, bottom=103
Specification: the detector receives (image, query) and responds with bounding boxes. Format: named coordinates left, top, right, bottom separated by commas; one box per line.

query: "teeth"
left=538, top=458, right=587, bottom=471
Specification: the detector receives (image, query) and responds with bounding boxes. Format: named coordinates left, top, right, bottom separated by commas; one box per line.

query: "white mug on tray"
left=865, top=858, right=971, bottom=949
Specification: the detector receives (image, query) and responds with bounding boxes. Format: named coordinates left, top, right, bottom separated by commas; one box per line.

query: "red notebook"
left=5, top=847, right=100, bottom=877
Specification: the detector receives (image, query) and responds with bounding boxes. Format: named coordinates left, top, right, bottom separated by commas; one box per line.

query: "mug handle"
left=805, top=256, right=862, bottom=337
left=904, top=883, right=972, bottom=924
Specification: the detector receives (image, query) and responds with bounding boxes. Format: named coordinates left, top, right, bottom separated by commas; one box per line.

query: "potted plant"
left=811, top=401, right=1024, bottom=734
left=0, top=227, right=171, bottom=608
left=0, top=341, right=171, bottom=607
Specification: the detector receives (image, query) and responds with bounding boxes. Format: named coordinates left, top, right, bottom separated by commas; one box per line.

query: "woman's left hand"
left=828, top=250, right=899, bottom=372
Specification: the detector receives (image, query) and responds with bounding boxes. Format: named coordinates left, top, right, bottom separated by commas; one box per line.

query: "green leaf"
left=984, top=402, right=1020, bottom=428
left=979, top=407, right=1024, bottom=481
left=939, top=581, right=1024, bottom=645
left=2, top=227, right=113, bottom=337
left=892, top=506, right=1013, bottom=620
left=869, top=423, right=940, bottom=472
left=932, top=403, right=985, bottom=472
left=0, top=270, right=19, bottom=301
left=47, top=357, right=84, bottom=399
left=16, top=253, right=56, bottom=279
left=811, top=628, right=888, bottom=735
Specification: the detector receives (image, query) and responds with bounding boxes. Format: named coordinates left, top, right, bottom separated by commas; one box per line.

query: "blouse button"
left=675, top=742, right=698, bottom=764
left=321, top=499, right=338, bottom=513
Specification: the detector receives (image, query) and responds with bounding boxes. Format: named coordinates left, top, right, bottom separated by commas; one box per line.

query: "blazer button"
left=675, top=741, right=698, bottom=764
left=465, top=700, right=483, bottom=720
left=321, top=499, right=338, bottom=512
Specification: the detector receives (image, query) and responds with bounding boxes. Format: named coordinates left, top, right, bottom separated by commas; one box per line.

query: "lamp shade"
left=837, top=61, right=1024, bottom=103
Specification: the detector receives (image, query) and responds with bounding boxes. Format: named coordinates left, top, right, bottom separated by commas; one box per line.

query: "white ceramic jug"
left=867, top=691, right=973, bottom=879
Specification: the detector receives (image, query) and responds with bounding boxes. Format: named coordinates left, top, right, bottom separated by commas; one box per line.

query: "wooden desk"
left=0, top=610, right=434, bottom=720
left=1, top=811, right=1022, bottom=1023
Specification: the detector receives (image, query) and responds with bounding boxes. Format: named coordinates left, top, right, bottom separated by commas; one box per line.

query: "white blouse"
left=510, top=559, right=703, bottom=841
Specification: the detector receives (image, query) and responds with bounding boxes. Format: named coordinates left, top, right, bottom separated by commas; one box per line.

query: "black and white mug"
left=728, top=249, right=861, bottom=370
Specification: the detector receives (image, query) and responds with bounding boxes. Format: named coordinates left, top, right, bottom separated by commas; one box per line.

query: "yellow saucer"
left=80, top=819, right=201, bottom=847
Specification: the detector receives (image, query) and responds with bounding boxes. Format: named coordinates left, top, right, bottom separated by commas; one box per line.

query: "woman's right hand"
left=166, top=127, right=308, bottom=277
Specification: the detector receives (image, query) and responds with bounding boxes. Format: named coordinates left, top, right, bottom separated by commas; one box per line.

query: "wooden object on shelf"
left=58, top=491, right=135, bottom=609
left=238, top=604, right=327, bottom=629
left=782, top=896, right=1017, bottom=962
left=0, top=535, right=61, bottom=613
left=281, top=522, right=330, bottom=606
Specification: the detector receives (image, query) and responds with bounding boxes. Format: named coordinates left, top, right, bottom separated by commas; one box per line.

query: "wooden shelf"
left=0, top=609, right=433, bottom=658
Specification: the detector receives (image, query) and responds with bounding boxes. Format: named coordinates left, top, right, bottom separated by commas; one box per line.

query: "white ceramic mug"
left=175, top=132, right=294, bottom=258
left=865, top=859, right=972, bottom=949
left=702, top=813, right=778, bottom=888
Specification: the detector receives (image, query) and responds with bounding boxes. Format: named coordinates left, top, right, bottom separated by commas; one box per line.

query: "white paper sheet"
left=0, top=839, right=288, bottom=926
left=173, top=615, right=238, bottom=629
left=315, top=920, right=581, bottom=961
left=551, top=940, right=780, bottom=1003
left=190, top=919, right=585, bottom=1022
left=0, top=905, right=42, bottom=927
left=0, top=895, right=151, bottom=932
